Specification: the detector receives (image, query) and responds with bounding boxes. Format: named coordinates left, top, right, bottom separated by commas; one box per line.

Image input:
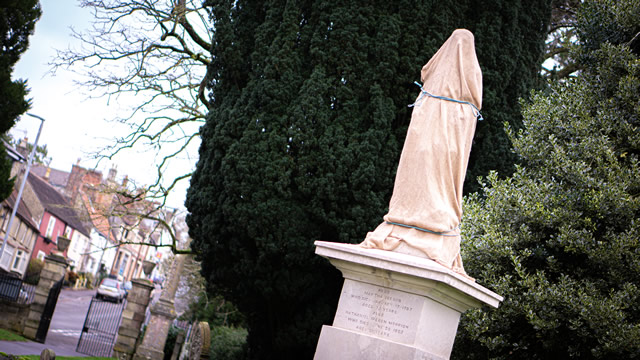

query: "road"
left=45, top=288, right=95, bottom=350
left=0, top=288, right=96, bottom=356
left=1, top=284, right=160, bottom=356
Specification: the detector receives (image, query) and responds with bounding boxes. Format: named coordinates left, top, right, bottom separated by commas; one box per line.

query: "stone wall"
left=0, top=298, right=30, bottom=333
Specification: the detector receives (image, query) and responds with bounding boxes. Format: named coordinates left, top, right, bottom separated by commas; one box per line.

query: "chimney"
left=44, top=167, right=51, bottom=181
left=66, top=164, right=86, bottom=204
left=16, top=137, right=29, bottom=158
left=108, top=166, right=117, bottom=182
left=122, top=175, right=128, bottom=187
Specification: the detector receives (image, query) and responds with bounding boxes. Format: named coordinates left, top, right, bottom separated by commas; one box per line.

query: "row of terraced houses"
left=0, top=139, right=172, bottom=283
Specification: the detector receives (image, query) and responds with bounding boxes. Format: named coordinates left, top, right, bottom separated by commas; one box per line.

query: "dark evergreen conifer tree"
left=187, top=1, right=551, bottom=357
left=0, top=0, right=41, bottom=200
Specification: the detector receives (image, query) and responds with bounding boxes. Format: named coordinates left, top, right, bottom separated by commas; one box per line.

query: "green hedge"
left=24, top=258, right=43, bottom=285
left=210, top=326, right=247, bottom=360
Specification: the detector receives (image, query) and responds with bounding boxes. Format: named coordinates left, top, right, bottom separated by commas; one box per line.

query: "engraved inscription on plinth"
left=333, top=280, right=424, bottom=345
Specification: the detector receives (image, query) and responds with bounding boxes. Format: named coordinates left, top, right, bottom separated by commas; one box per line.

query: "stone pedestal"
left=170, top=329, right=186, bottom=360
left=134, top=253, right=186, bottom=360
left=313, top=241, right=502, bottom=360
left=113, top=279, right=154, bottom=360
left=134, top=297, right=177, bottom=359
left=23, top=254, right=68, bottom=340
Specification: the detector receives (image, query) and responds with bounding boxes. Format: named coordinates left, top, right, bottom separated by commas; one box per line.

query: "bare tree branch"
left=49, top=0, right=211, bottom=214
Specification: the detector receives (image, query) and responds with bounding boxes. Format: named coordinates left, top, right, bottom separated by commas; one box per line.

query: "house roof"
left=2, top=140, right=26, bottom=163
left=28, top=173, right=91, bottom=237
left=79, top=191, right=116, bottom=244
left=3, top=190, right=39, bottom=231
left=30, top=164, right=70, bottom=191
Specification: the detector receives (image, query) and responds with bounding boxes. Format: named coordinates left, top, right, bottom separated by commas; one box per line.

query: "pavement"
left=0, top=288, right=96, bottom=357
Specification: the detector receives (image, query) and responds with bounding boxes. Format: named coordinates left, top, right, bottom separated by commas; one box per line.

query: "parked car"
left=96, top=278, right=125, bottom=303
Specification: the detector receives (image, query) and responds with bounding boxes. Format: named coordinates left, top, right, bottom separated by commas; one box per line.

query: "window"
left=64, top=226, right=72, bottom=238
left=26, top=231, right=36, bottom=250
left=0, top=208, right=9, bottom=232
left=45, top=217, right=56, bottom=238
left=23, top=228, right=32, bottom=248
left=20, top=224, right=30, bottom=245
left=9, top=220, right=19, bottom=239
left=0, top=244, right=15, bottom=269
left=119, top=254, right=129, bottom=275
left=114, top=252, right=123, bottom=271
left=11, top=249, right=24, bottom=272
left=73, top=235, right=83, bottom=252
left=17, top=223, right=26, bottom=244
left=37, top=250, right=46, bottom=261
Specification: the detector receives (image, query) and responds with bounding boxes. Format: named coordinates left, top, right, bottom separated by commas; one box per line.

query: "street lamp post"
left=0, top=113, right=45, bottom=269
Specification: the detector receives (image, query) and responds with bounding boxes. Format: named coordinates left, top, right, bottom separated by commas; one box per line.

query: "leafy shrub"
left=67, top=271, right=78, bottom=285
left=182, top=295, right=245, bottom=328
left=24, top=258, right=43, bottom=285
left=81, top=272, right=95, bottom=289
left=210, top=326, right=247, bottom=360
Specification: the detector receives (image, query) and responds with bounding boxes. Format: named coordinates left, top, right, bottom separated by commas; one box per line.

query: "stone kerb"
left=23, top=254, right=68, bottom=340
left=313, top=241, right=502, bottom=360
left=113, top=279, right=154, bottom=360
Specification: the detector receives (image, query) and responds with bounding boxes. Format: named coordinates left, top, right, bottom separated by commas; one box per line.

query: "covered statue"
left=360, top=29, right=482, bottom=278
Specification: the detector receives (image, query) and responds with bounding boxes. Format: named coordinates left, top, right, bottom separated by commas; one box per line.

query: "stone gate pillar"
left=23, top=254, right=68, bottom=340
left=113, top=279, right=155, bottom=360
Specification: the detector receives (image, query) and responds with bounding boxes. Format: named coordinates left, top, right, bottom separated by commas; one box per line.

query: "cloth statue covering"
left=360, top=29, right=482, bottom=278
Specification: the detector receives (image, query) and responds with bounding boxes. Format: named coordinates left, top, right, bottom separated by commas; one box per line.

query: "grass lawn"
left=0, top=329, right=28, bottom=342
left=0, top=354, right=113, bottom=360
left=0, top=331, right=114, bottom=360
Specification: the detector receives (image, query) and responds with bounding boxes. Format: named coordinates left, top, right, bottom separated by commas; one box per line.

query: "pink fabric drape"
left=360, top=29, right=482, bottom=277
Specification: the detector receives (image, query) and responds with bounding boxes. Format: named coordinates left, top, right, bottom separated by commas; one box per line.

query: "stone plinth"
left=133, top=297, right=177, bottom=360
left=313, top=241, right=502, bottom=360
left=23, top=255, right=67, bottom=341
left=134, top=253, right=186, bottom=360
left=113, top=279, right=154, bottom=360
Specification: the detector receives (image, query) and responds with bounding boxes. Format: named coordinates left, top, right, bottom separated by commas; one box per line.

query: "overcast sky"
left=12, top=0, right=193, bottom=209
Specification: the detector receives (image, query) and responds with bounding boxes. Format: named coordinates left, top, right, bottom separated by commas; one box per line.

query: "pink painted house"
left=27, top=173, right=90, bottom=264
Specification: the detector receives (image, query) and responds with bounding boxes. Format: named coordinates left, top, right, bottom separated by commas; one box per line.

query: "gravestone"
left=188, top=321, right=210, bottom=360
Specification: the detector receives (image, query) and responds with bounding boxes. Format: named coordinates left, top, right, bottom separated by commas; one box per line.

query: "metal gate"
left=76, top=296, right=127, bottom=357
left=35, top=276, right=64, bottom=343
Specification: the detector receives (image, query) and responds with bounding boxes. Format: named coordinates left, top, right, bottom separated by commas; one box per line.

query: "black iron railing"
left=0, top=272, right=34, bottom=304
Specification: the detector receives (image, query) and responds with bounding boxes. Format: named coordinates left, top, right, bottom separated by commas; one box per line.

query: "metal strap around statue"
left=385, top=221, right=459, bottom=237
left=409, top=81, right=484, bottom=121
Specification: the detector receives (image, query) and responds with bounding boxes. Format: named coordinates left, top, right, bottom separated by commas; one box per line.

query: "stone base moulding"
left=313, top=241, right=503, bottom=360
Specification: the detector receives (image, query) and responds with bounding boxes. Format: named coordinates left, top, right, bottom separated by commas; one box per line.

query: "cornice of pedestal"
left=314, top=241, right=503, bottom=312
left=150, top=297, right=177, bottom=319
